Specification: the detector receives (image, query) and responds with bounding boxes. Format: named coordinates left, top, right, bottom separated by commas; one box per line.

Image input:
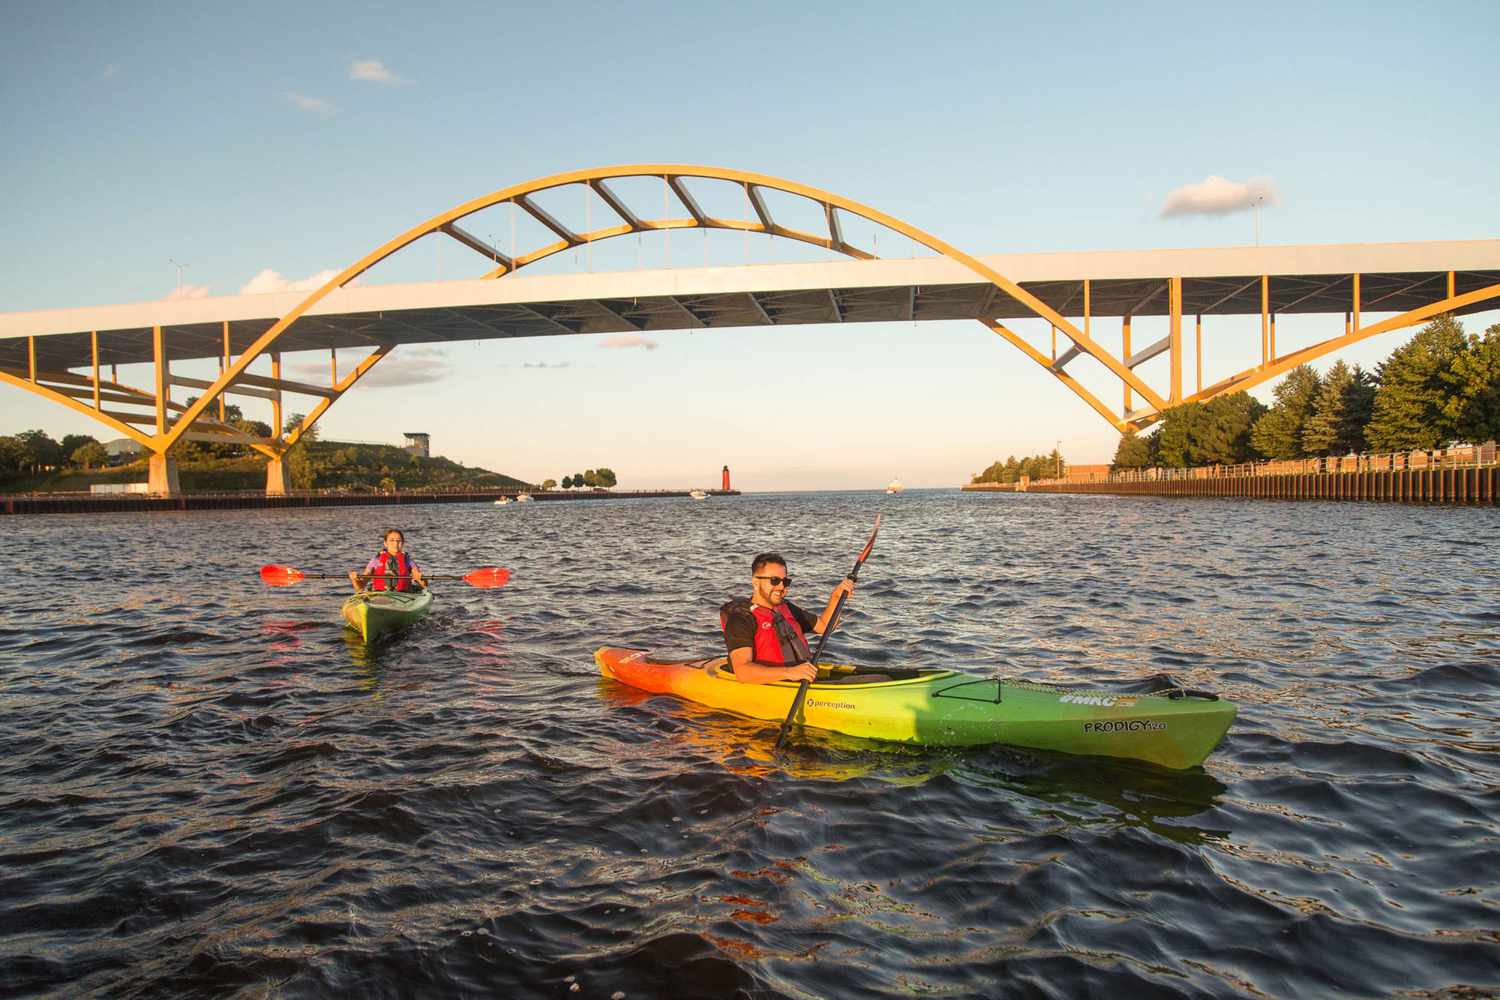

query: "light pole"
left=1252, top=195, right=1263, bottom=247
left=1055, top=440, right=1061, bottom=479
left=168, top=258, right=188, bottom=289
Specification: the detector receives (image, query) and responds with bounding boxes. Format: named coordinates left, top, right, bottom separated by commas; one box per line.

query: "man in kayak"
left=720, top=553, right=854, bottom=684
left=349, top=529, right=427, bottom=593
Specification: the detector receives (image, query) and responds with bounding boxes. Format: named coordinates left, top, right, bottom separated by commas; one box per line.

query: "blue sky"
left=3, top=1, right=1497, bottom=489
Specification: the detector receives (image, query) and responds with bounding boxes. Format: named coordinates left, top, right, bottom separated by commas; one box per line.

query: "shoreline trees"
left=970, top=449, right=1065, bottom=485
left=1112, top=315, right=1500, bottom=470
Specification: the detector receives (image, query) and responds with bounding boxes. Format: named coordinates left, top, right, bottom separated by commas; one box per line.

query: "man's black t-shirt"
left=723, top=600, right=819, bottom=658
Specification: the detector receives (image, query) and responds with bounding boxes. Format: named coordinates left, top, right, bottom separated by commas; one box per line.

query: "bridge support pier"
left=148, top=454, right=181, bottom=496
left=265, top=457, right=287, bottom=496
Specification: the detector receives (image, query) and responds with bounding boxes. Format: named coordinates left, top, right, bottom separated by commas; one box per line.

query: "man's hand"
left=783, top=662, right=818, bottom=683
left=831, top=577, right=855, bottom=604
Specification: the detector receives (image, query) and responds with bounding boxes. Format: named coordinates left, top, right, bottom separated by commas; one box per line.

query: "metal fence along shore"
left=963, top=443, right=1499, bottom=504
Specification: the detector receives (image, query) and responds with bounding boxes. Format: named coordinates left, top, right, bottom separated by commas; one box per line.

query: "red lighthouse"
left=722, top=465, right=731, bottom=492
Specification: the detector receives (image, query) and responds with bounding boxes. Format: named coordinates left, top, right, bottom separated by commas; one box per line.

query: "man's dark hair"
left=751, top=552, right=787, bottom=574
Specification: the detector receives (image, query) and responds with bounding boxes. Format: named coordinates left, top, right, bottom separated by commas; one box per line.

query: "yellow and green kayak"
left=342, top=589, right=433, bottom=643
left=595, top=646, right=1236, bottom=769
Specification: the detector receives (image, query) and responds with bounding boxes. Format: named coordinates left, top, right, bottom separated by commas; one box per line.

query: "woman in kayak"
left=720, top=552, right=854, bottom=684
left=349, top=529, right=427, bottom=593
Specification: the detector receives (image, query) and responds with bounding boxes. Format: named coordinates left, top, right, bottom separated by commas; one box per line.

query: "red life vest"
left=720, top=597, right=813, bottom=665
left=371, top=550, right=412, bottom=592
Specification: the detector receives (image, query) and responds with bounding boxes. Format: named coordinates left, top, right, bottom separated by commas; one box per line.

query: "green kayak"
left=342, top=589, right=433, bottom=643
left=596, top=646, right=1237, bottom=769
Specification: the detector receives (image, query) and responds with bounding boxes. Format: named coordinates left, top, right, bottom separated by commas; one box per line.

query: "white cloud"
left=359, top=347, right=452, bottom=387
left=165, top=283, right=210, bottom=301
left=599, top=334, right=659, bottom=351
left=239, top=268, right=341, bottom=295
left=286, top=92, right=334, bottom=115
left=1160, top=175, right=1278, bottom=218
left=102, top=63, right=119, bottom=80
left=349, top=59, right=397, bottom=82
left=288, top=346, right=451, bottom=388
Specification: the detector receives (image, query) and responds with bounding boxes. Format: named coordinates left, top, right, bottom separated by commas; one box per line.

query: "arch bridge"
left=2, top=164, right=1498, bottom=493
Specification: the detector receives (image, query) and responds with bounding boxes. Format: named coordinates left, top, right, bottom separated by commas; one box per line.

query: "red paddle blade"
left=260, top=564, right=306, bottom=586
left=463, top=566, right=512, bottom=589
left=858, top=514, right=881, bottom=563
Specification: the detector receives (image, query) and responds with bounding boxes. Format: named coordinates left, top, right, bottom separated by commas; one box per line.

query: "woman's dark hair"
left=751, top=552, right=787, bottom=574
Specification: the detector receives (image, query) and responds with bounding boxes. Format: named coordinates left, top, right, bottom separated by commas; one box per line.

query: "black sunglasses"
left=754, top=575, right=792, bottom=587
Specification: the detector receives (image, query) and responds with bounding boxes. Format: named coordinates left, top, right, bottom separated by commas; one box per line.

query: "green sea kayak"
left=595, top=646, right=1237, bottom=769
left=342, top=589, right=433, bottom=643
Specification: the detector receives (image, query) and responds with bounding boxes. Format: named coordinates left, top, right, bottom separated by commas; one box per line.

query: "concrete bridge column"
left=148, top=453, right=180, bottom=496
left=265, top=457, right=287, bottom=496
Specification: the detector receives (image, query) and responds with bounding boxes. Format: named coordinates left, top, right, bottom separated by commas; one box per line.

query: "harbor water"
left=3, top=491, right=1497, bottom=997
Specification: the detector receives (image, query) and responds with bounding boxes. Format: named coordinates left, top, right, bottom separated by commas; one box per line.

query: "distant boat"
left=515, top=493, right=534, bottom=503
left=493, top=496, right=511, bottom=505
left=689, top=489, right=708, bottom=500
left=886, top=478, right=904, bottom=495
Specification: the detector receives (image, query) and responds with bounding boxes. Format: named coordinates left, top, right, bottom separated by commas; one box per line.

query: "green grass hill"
left=2, top=439, right=530, bottom=493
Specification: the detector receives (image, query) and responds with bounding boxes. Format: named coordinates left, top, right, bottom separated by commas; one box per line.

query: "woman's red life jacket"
left=720, top=598, right=813, bottom=665
left=371, top=550, right=412, bottom=592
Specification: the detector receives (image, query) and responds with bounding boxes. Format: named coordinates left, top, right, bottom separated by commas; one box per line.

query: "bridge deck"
left=2, top=240, right=1497, bottom=371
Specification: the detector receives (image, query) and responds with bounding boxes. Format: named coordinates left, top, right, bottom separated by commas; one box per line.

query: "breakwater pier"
left=1, top=488, right=739, bottom=516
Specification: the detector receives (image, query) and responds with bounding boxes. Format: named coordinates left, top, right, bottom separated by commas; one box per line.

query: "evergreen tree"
left=1250, top=365, right=1321, bottom=459
left=1301, top=361, right=1375, bottom=456
left=1202, top=392, right=1266, bottom=464
left=1154, top=402, right=1200, bottom=468
left=1341, top=365, right=1377, bottom=452
left=1443, top=324, right=1500, bottom=444
left=1112, top=430, right=1151, bottom=469
left=1365, top=314, right=1467, bottom=451
left=1155, top=393, right=1264, bottom=467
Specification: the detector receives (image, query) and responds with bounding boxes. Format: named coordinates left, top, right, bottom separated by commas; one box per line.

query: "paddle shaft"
left=262, top=563, right=509, bottom=589
left=294, top=573, right=437, bottom=581
left=774, top=516, right=880, bottom=750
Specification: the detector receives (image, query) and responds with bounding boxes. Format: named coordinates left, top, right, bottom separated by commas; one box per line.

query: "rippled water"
left=3, top=492, right=1497, bottom=998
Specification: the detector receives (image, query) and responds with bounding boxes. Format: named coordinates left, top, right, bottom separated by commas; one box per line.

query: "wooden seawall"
left=963, top=461, right=1498, bottom=504
left=1012, top=467, right=1497, bottom=503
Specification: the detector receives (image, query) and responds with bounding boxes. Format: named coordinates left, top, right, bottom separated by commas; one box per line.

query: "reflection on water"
left=3, top=494, right=1497, bottom=998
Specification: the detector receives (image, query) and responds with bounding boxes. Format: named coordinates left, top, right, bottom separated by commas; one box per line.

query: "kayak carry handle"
left=1166, top=687, right=1220, bottom=701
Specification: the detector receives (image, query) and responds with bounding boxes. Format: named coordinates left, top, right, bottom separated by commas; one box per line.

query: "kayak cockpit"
left=701, top=657, right=949, bottom=687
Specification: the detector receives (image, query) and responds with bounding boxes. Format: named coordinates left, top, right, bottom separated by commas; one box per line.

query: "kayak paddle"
left=774, top=513, right=880, bottom=751
left=259, top=564, right=512, bottom=588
